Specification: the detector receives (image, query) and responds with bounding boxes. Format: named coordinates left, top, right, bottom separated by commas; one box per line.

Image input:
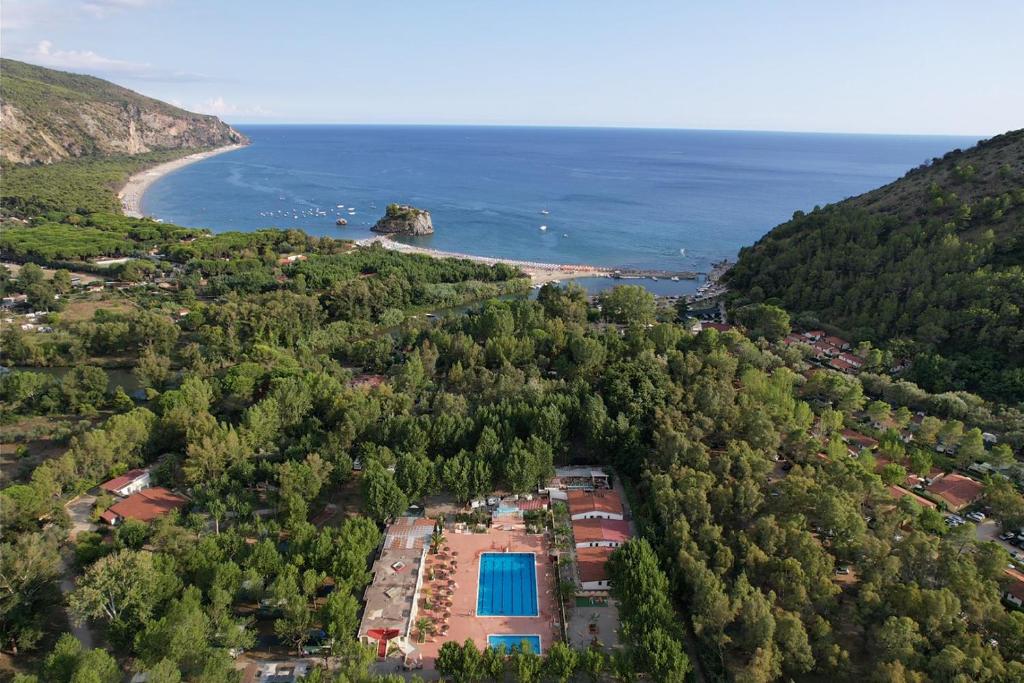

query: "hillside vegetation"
left=0, top=59, right=245, bottom=165
left=726, top=129, right=1024, bottom=403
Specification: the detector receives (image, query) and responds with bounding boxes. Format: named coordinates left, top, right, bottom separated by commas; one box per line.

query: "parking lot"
left=968, top=518, right=1024, bottom=562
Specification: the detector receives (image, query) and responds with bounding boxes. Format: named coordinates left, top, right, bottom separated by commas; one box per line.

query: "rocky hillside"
left=0, top=59, right=246, bottom=165
left=726, top=129, right=1024, bottom=402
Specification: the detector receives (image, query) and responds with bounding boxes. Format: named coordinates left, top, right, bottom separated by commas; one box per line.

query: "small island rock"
left=371, top=204, right=434, bottom=236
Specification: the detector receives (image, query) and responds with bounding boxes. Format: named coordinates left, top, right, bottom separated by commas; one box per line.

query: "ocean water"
left=143, top=125, right=975, bottom=278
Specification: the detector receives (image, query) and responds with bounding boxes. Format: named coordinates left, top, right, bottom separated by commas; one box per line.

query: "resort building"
left=1003, top=568, right=1024, bottom=610
left=567, top=490, right=624, bottom=521
left=99, top=487, right=187, bottom=525
left=571, top=518, right=630, bottom=548
left=927, top=473, right=984, bottom=512
left=99, top=468, right=151, bottom=497
left=357, top=516, right=434, bottom=662
left=551, top=466, right=611, bottom=491
left=576, top=546, right=615, bottom=592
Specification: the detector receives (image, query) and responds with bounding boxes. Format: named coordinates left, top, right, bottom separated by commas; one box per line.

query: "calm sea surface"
left=143, top=125, right=975, bottom=280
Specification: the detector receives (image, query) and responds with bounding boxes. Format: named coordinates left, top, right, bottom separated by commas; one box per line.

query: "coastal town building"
left=927, top=473, right=984, bottom=512
left=571, top=518, right=630, bottom=548
left=1003, top=568, right=1024, bottom=609
left=567, top=490, right=624, bottom=521
left=99, top=468, right=151, bottom=497
left=551, top=466, right=611, bottom=491
left=576, top=546, right=615, bottom=592
left=99, top=487, right=187, bottom=525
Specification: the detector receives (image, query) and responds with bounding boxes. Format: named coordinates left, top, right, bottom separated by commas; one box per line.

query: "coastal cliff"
left=0, top=59, right=246, bottom=165
left=372, top=204, right=435, bottom=236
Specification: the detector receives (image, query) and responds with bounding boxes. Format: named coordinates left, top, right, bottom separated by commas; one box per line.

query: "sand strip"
left=119, top=144, right=246, bottom=218
left=354, top=236, right=611, bottom=285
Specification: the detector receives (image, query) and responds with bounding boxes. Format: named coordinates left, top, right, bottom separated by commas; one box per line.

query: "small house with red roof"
left=577, top=546, right=615, bottom=592
left=99, top=468, right=151, bottom=497
left=572, top=518, right=631, bottom=548
left=567, top=490, right=624, bottom=521
left=1003, top=568, right=1024, bottom=609
left=927, top=473, right=984, bottom=512
left=99, top=487, right=187, bottom=525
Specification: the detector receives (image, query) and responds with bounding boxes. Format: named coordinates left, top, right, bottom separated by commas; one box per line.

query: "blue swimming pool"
left=477, top=552, right=539, bottom=617
left=488, top=634, right=542, bottom=654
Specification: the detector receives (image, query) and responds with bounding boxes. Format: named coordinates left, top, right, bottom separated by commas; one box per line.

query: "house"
left=552, top=466, right=610, bottom=491
left=823, top=335, right=851, bottom=350
left=841, top=429, right=878, bottom=455
left=837, top=352, right=864, bottom=368
left=802, top=330, right=826, bottom=341
left=357, top=517, right=432, bottom=662
left=702, top=322, right=735, bottom=333
left=927, top=473, right=984, bottom=512
left=572, top=518, right=631, bottom=548
left=577, top=546, right=615, bottom=592
left=99, top=487, right=187, bottom=525
left=240, top=661, right=312, bottom=683
left=99, top=468, right=151, bottom=497
left=567, top=490, right=624, bottom=521
left=887, top=485, right=936, bottom=509
left=1003, top=568, right=1024, bottom=609
left=828, top=357, right=857, bottom=373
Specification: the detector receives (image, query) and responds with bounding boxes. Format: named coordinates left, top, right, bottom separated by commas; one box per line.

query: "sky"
left=1, top=0, right=1021, bottom=135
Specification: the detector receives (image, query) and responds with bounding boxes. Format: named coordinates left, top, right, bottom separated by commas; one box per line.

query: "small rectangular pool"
left=477, top=552, right=539, bottom=617
left=488, top=634, right=542, bottom=654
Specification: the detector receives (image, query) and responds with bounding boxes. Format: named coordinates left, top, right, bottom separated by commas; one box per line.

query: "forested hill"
left=726, top=129, right=1024, bottom=403
left=0, top=59, right=246, bottom=165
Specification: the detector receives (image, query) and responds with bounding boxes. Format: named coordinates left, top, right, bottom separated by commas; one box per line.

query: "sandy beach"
left=354, top=236, right=611, bottom=285
left=119, top=144, right=246, bottom=218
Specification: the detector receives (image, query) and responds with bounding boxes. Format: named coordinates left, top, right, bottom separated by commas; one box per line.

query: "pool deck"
left=414, top=529, right=559, bottom=668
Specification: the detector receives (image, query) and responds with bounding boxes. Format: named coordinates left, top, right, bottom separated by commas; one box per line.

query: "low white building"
left=99, top=468, right=151, bottom=497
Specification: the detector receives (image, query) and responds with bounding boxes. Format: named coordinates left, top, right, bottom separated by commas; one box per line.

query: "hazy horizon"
left=2, top=0, right=1021, bottom=136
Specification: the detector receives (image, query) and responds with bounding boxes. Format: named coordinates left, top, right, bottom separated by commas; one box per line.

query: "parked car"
left=966, top=511, right=986, bottom=523
left=300, top=629, right=331, bottom=656
left=1000, top=531, right=1016, bottom=541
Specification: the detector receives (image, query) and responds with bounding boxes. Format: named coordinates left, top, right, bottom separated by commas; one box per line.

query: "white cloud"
left=23, top=40, right=215, bottom=82
left=79, top=0, right=156, bottom=19
left=195, top=96, right=274, bottom=118
left=1, top=0, right=156, bottom=29
left=29, top=39, right=153, bottom=74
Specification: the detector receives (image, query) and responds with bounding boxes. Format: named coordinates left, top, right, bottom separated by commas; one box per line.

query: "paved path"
left=58, top=548, right=94, bottom=649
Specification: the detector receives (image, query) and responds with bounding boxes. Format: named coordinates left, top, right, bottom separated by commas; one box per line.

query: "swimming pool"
left=488, top=634, right=542, bottom=654
left=477, top=552, right=539, bottom=617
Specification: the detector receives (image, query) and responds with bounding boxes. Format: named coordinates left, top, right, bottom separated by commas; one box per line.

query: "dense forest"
left=2, top=215, right=1024, bottom=680
left=725, top=129, right=1024, bottom=404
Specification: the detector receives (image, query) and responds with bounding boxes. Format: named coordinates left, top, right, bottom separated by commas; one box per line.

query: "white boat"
left=539, top=225, right=548, bottom=231
left=671, top=276, right=680, bottom=282
left=540, top=209, right=550, bottom=215
left=679, top=248, right=686, bottom=256
left=562, top=233, right=568, bottom=237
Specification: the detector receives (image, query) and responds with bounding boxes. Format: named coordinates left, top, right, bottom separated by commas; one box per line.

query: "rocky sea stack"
left=371, top=203, right=434, bottom=236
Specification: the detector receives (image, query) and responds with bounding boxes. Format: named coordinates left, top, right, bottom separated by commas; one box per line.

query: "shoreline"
left=354, top=236, right=612, bottom=285
left=118, top=143, right=246, bottom=218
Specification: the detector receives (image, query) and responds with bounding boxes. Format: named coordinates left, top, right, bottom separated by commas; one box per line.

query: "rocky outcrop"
left=0, top=59, right=247, bottom=165
left=371, top=204, right=435, bottom=236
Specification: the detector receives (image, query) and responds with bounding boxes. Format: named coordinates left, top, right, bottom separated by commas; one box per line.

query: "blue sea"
left=143, top=125, right=975, bottom=290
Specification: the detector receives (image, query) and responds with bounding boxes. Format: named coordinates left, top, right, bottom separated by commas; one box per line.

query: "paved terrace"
left=414, top=529, right=559, bottom=668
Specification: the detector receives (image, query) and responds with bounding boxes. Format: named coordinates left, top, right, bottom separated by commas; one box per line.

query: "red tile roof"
left=1005, top=568, right=1024, bottom=602
left=703, top=323, right=734, bottom=333
left=928, top=473, right=984, bottom=511
left=572, top=518, right=631, bottom=545
left=577, top=546, right=615, bottom=583
left=100, top=468, right=148, bottom=494
left=842, top=430, right=878, bottom=450
left=568, top=490, right=624, bottom=517
left=824, top=335, right=850, bottom=349
left=828, top=357, right=856, bottom=372
left=101, top=487, right=187, bottom=523
left=888, top=485, right=936, bottom=509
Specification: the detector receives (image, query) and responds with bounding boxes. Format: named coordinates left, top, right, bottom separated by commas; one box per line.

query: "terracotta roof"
left=888, top=485, right=936, bottom=509
left=828, top=357, right=856, bottom=372
left=928, top=473, right=983, bottom=511
left=824, top=335, right=849, bottom=348
left=703, top=322, right=734, bottom=333
left=842, top=430, right=878, bottom=450
left=102, top=487, right=187, bottom=523
left=100, top=468, right=148, bottom=494
left=572, top=518, right=631, bottom=544
left=382, top=516, right=435, bottom=550
left=577, top=546, right=615, bottom=583
left=1004, top=568, right=1024, bottom=602
left=568, top=490, right=623, bottom=517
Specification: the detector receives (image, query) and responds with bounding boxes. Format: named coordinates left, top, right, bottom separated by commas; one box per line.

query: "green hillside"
left=0, top=58, right=245, bottom=165
left=726, top=129, right=1024, bottom=403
